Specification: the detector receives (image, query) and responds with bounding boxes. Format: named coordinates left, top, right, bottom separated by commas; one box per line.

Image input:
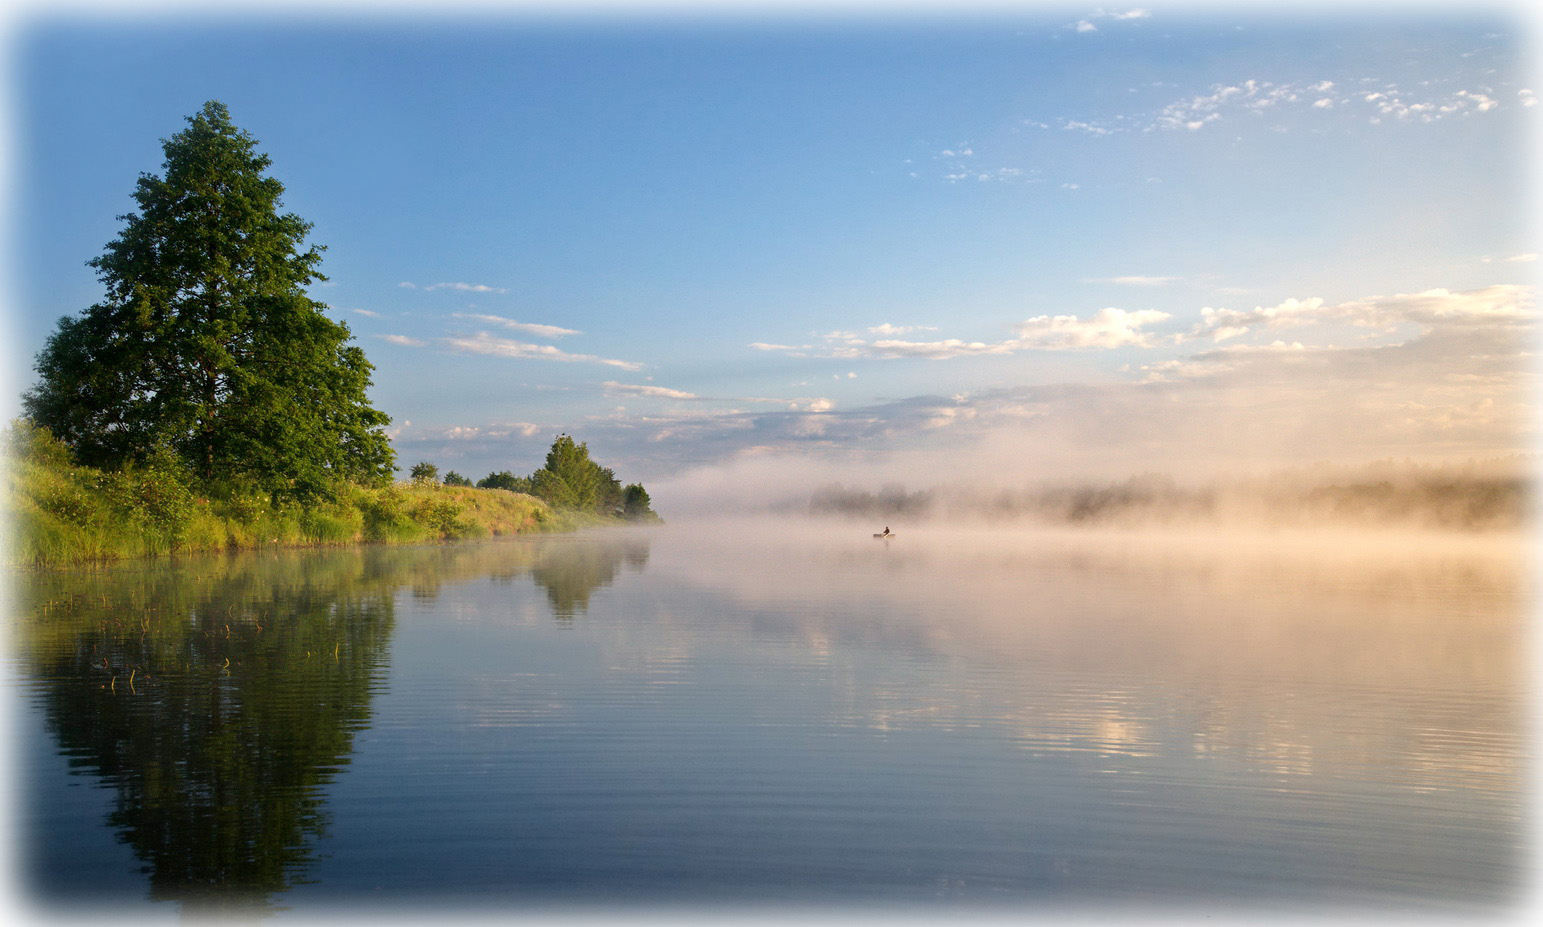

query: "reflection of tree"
left=19, top=549, right=395, bottom=914
left=530, top=536, right=651, bottom=622
left=16, top=532, right=655, bottom=910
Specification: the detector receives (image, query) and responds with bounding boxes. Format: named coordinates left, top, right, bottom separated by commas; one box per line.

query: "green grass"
left=3, top=422, right=571, bottom=569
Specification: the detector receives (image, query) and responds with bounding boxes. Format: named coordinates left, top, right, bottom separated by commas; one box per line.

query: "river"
left=7, top=520, right=1529, bottom=919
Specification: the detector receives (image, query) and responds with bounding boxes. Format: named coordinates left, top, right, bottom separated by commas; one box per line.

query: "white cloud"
left=443, top=332, right=643, bottom=370
left=379, top=334, right=427, bottom=347
left=753, top=307, right=1172, bottom=361
left=452, top=313, right=581, bottom=339
left=1072, top=8, right=1149, bottom=32
left=397, top=280, right=508, bottom=294
left=347, top=308, right=382, bottom=318
left=602, top=381, right=699, bottom=400
left=1107, top=275, right=1179, bottom=287
left=1064, top=120, right=1114, bottom=135
left=749, top=341, right=806, bottom=352
left=1013, top=307, right=1172, bottom=349
left=1192, top=285, right=1535, bottom=342
left=1119, top=77, right=1516, bottom=135
left=869, top=338, right=1019, bottom=359
left=868, top=323, right=940, bottom=336
left=430, top=282, right=507, bottom=294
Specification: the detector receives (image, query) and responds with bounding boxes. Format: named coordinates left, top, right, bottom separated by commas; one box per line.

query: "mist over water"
left=12, top=518, right=1528, bottom=916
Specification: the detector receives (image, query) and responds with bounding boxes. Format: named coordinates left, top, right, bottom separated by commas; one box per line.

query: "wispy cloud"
left=1094, top=275, right=1181, bottom=287
left=378, top=334, right=427, bottom=347
left=451, top=313, right=581, bottom=339
left=1192, top=285, right=1534, bottom=343
left=1054, top=75, right=1513, bottom=137
left=1070, top=8, right=1151, bottom=33
left=753, top=307, right=1172, bottom=361
left=399, top=281, right=509, bottom=294
left=443, top=332, right=644, bottom=371
left=346, top=307, right=382, bottom=318
left=868, top=323, right=940, bottom=336
left=602, top=381, right=699, bottom=400
left=437, top=422, right=543, bottom=440
left=1013, top=307, right=1172, bottom=349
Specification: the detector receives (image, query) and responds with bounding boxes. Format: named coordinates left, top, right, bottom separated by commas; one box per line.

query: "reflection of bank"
left=13, top=532, right=656, bottom=912
left=530, top=535, right=651, bottom=622
left=16, top=549, right=398, bottom=914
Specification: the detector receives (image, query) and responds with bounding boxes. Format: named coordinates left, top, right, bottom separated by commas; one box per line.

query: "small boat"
left=872, top=527, right=894, bottom=539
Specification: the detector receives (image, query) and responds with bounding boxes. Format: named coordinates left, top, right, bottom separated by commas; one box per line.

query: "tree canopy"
left=529, top=434, right=617, bottom=511
left=24, top=101, right=394, bottom=500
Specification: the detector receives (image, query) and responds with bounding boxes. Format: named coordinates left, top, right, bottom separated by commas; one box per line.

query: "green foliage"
left=529, top=466, right=577, bottom=509
left=528, top=434, right=635, bottom=517
left=476, top=470, right=531, bottom=493
left=442, top=470, right=472, bottom=487
left=408, top=461, right=439, bottom=485
left=22, top=101, right=394, bottom=503
left=622, top=483, right=661, bottom=522
left=4, top=419, right=556, bottom=567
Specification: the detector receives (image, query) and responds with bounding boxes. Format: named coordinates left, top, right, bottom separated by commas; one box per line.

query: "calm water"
left=7, top=521, right=1530, bottom=918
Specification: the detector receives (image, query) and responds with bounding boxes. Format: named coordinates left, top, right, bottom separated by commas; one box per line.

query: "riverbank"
left=4, top=423, right=603, bottom=569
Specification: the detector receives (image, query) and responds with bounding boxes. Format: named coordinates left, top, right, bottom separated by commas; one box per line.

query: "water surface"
left=8, top=521, right=1529, bottom=917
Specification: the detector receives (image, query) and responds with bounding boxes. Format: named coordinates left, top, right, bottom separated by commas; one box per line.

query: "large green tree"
left=24, top=101, right=394, bottom=499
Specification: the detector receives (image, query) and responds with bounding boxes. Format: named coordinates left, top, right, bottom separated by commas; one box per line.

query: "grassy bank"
left=4, top=423, right=576, bottom=569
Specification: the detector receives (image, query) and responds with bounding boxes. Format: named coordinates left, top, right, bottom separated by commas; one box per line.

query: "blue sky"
left=5, top=5, right=1537, bottom=506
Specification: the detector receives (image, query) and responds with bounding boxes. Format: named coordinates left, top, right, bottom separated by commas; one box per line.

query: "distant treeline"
left=409, top=433, right=660, bottom=524
left=806, top=460, right=1530, bottom=531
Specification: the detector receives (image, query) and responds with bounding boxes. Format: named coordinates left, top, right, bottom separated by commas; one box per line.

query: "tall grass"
left=3, top=422, right=561, bottom=569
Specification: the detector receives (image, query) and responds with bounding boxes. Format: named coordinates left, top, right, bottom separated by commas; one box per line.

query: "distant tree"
left=530, top=434, right=604, bottom=510
left=529, top=466, right=577, bottom=508
left=596, top=466, right=624, bottom=515
left=476, top=470, right=531, bottom=493
left=622, top=483, right=659, bottom=521
left=23, top=101, right=394, bottom=500
left=408, top=461, right=439, bottom=484
left=442, top=470, right=472, bottom=487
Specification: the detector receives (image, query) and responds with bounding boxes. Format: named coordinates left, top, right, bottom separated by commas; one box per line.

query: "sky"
left=3, top=2, right=1538, bottom=510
